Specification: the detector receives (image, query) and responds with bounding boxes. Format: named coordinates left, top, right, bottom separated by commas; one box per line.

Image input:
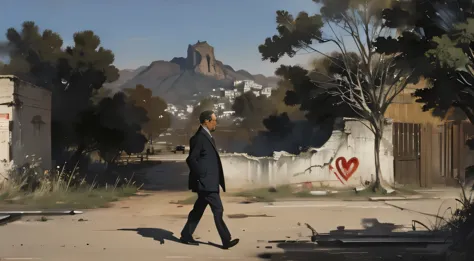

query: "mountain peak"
left=186, top=40, right=225, bottom=79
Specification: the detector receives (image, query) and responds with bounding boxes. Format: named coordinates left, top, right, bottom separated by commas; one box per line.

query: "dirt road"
left=0, top=191, right=459, bottom=261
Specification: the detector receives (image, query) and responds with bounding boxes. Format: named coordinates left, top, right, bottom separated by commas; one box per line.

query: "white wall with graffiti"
left=220, top=119, right=394, bottom=189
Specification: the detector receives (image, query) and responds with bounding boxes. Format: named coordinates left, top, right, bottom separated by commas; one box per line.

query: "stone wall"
left=220, top=119, right=394, bottom=189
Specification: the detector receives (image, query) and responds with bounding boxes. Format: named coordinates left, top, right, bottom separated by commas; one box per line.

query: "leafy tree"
left=232, top=91, right=276, bottom=130
left=379, top=0, right=474, bottom=124
left=124, top=84, right=171, bottom=143
left=91, top=87, right=113, bottom=105
left=270, top=80, right=305, bottom=119
left=259, top=0, right=420, bottom=191
left=76, top=92, right=148, bottom=163
left=186, top=98, right=215, bottom=132
left=1, top=21, right=146, bottom=167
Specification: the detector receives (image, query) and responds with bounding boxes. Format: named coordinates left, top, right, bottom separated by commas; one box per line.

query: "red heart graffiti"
left=335, top=157, right=359, bottom=181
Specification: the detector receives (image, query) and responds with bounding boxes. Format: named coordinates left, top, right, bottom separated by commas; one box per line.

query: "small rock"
left=78, top=218, right=88, bottom=222
left=297, top=222, right=301, bottom=226
left=242, top=229, right=245, bottom=231
left=265, top=246, right=272, bottom=249
left=20, top=244, right=23, bottom=246
left=177, top=205, right=183, bottom=208
left=286, top=236, right=290, bottom=238
left=86, top=243, right=89, bottom=246
left=103, top=248, right=106, bottom=250
left=256, top=246, right=260, bottom=248
left=60, top=245, right=65, bottom=247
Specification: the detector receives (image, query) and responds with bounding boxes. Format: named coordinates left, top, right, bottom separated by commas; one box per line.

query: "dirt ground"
left=0, top=189, right=461, bottom=261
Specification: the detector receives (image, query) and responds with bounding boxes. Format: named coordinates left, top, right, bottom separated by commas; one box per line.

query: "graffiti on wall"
left=329, top=157, right=359, bottom=184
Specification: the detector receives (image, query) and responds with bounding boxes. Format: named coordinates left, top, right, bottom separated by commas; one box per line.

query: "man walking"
left=180, top=110, right=239, bottom=249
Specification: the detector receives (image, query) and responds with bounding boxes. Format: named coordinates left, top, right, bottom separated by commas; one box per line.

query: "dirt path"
left=0, top=190, right=458, bottom=260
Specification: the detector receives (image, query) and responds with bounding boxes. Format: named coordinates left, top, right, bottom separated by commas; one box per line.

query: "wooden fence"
left=393, top=121, right=474, bottom=187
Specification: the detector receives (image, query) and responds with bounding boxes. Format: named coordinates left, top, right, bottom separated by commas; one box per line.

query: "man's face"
left=204, top=113, right=217, bottom=132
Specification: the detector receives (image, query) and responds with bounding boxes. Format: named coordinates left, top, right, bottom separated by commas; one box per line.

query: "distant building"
left=166, top=104, right=178, bottom=115
left=214, top=103, right=226, bottom=110
left=234, top=80, right=262, bottom=90
left=186, top=105, right=194, bottom=113
left=260, top=87, right=272, bottom=97
left=222, top=90, right=236, bottom=99
left=0, top=75, right=52, bottom=179
left=221, top=111, right=235, bottom=118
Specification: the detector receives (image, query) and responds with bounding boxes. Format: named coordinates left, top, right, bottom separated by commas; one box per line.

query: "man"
left=180, top=110, right=239, bottom=250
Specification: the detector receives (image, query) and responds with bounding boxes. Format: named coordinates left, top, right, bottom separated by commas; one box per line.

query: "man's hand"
left=186, top=136, right=205, bottom=177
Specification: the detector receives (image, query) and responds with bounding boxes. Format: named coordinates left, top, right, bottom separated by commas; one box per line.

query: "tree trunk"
left=372, top=118, right=387, bottom=193
left=373, top=130, right=382, bottom=192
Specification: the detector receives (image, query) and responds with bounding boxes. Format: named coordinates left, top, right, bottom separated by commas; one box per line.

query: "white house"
left=234, top=80, right=263, bottom=90
left=260, top=87, right=272, bottom=97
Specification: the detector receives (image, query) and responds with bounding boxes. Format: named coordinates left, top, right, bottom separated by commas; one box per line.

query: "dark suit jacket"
left=186, top=126, right=225, bottom=193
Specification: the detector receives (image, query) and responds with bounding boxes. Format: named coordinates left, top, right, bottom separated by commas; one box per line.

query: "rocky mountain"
left=104, top=66, right=147, bottom=91
left=109, top=41, right=279, bottom=105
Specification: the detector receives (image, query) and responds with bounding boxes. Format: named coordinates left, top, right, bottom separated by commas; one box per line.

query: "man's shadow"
left=118, top=228, right=222, bottom=248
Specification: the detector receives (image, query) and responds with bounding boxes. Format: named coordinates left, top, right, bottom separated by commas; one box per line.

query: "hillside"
left=111, top=41, right=279, bottom=105
left=104, top=66, right=147, bottom=91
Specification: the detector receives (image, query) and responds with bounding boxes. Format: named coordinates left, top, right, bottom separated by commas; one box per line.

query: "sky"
left=0, top=0, right=342, bottom=76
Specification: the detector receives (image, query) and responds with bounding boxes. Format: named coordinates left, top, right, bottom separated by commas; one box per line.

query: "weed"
left=0, top=158, right=140, bottom=209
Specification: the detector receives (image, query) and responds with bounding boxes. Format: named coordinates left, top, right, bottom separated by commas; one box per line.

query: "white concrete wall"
left=0, top=78, right=14, bottom=178
left=12, top=77, right=52, bottom=170
left=221, top=119, right=394, bottom=189
left=0, top=76, right=52, bottom=182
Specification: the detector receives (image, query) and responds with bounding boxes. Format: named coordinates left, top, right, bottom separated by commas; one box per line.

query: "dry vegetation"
left=0, top=159, right=139, bottom=210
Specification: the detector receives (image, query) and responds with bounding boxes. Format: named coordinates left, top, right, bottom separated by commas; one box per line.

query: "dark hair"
left=199, top=110, right=215, bottom=124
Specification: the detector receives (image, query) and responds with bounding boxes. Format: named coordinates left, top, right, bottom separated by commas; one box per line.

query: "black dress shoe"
left=222, top=238, right=239, bottom=249
left=180, top=237, right=199, bottom=246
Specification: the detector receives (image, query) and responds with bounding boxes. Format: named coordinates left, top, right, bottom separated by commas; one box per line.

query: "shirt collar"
left=201, top=125, right=212, bottom=137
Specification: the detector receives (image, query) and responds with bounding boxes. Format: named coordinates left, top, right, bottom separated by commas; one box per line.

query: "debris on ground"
left=37, top=216, right=48, bottom=222
left=227, top=214, right=274, bottom=219
left=268, top=187, right=277, bottom=193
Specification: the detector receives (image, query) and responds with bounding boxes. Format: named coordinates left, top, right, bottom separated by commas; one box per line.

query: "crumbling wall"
left=220, top=119, right=394, bottom=189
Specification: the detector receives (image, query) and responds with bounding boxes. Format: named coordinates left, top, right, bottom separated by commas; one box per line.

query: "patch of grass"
left=234, top=185, right=314, bottom=202
left=175, top=194, right=198, bottom=205
left=233, top=183, right=420, bottom=202
left=0, top=185, right=138, bottom=210
left=0, top=161, right=140, bottom=210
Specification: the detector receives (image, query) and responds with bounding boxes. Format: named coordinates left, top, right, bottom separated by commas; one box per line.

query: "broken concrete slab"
left=369, top=196, right=406, bottom=201
left=312, top=230, right=452, bottom=245
left=309, top=191, right=328, bottom=196
left=369, top=195, right=441, bottom=201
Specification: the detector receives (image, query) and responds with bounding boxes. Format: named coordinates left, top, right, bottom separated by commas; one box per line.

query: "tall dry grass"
left=0, top=157, right=140, bottom=209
